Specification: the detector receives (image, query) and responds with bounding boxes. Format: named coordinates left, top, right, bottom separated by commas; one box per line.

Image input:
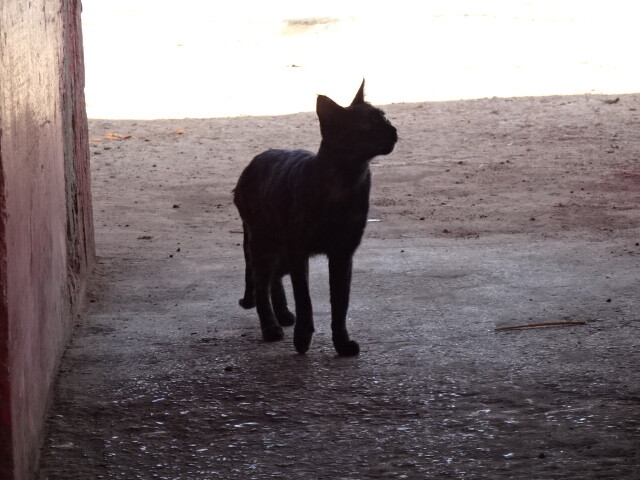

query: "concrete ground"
left=38, top=93, right=639, bottom=478
left=37, top=3, right=640, bottom=478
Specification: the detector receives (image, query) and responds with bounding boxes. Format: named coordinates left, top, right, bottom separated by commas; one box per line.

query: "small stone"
left=172, top=204, right=180, bottom=208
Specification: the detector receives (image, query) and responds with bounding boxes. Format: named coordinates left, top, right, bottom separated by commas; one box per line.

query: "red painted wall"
left=0, top=1, right=94, bottom=479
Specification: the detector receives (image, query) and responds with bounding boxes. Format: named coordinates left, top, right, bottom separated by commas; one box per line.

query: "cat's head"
left=316, top=80, right=398, bottom=160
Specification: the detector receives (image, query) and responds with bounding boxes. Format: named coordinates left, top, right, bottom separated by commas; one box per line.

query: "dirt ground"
left=38, top=94, right=639, bottom=479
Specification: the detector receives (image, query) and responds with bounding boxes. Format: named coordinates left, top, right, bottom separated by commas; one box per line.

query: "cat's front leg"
left=288, top=253, right=314, bottom=354
left=329, top=253, right=360, bottom=356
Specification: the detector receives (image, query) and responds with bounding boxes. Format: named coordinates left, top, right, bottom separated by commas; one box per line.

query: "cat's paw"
left=275, top=310, right=296, bottom=327
left=293, top=329, right=314, bottom=355
left=334, top=339, right=360, bottom=357
left=239, top=297, right=256, bottom=309
left=262, top=325, right=284, bottom=342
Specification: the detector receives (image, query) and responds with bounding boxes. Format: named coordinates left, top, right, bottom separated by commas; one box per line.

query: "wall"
left=0, top=1, right=94, bottom=479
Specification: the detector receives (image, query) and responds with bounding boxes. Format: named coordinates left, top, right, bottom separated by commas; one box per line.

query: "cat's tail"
left=238, top=225, right=256, bottom=309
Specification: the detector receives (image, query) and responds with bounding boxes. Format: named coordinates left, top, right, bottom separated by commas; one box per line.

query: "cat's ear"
left=351, top=79, right=366, bottom=105
left=316, top=94, right=345, bottom=122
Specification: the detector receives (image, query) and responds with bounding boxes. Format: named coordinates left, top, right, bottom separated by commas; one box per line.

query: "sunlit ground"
left=82, top=0, right=640, bottom=119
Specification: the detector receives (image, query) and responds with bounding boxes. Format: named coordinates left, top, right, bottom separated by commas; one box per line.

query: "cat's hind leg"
left=271, top=274, right=295, bottom=327
left=288, top=253, right=314, bottom=354
left=252, top=251, right=285, bottom=342
left=238, top=226, right=256, bottom=309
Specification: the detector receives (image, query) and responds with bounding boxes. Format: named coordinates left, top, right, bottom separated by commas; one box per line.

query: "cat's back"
left=237, top=148, right=314, bottom=185
left=234, top=149, right=315, bottom=208
left=248, top=148, right=313, bottom=171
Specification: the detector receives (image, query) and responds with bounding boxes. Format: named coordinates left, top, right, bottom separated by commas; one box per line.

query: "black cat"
left=233, top=81, right=397, bottom=356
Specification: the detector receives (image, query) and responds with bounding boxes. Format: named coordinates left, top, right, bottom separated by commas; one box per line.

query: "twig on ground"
left=495, top=321, right=586, bottom=332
